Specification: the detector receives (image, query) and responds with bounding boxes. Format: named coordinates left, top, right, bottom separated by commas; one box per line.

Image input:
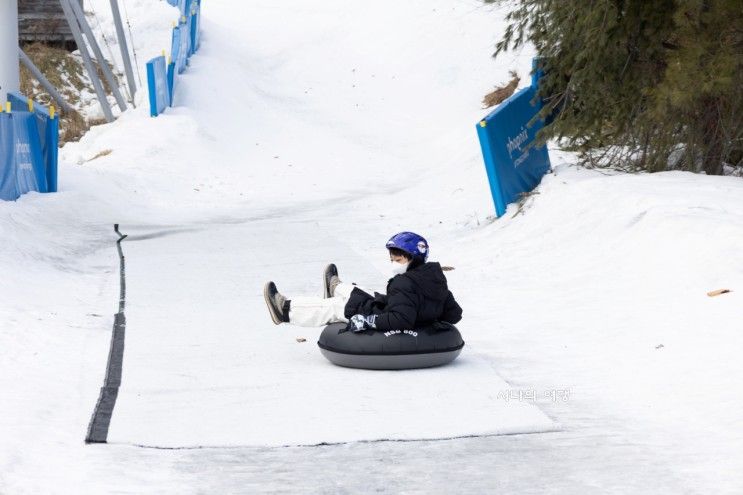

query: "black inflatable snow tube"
left=317, top=321, right=464, bottom=370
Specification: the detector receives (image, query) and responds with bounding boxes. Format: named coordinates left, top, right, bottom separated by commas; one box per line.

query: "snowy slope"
left=2, top=0, right=743, bottom=493
left=104, top=221, right=553, bottom=448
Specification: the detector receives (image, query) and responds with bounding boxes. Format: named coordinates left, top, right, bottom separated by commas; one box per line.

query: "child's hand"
left=349, top=314, right=377, bottom=332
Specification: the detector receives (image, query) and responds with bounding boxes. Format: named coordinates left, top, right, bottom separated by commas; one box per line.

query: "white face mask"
left=389, top=261, right=409, bottom=277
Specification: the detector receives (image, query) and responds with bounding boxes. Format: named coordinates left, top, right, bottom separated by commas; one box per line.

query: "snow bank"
left=2, top=0, right=742, bottom=492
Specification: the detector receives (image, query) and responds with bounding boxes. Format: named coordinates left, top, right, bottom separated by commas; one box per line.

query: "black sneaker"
left=322, top=264, right=340, bottom=298
left=263, top=281, right=290, bottom=324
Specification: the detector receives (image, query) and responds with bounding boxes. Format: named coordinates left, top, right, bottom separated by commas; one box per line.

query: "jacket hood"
left=405, top=262, right=449, bottom=300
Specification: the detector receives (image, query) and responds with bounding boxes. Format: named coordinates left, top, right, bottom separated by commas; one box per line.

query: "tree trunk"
left=701, top=97, right=724, bottom=176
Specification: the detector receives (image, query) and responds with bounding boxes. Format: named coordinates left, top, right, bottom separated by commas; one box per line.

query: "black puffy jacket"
left=344, top=261, right=463, bottom=331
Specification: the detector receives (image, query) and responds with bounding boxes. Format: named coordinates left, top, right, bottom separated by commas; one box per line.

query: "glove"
left=348, top=314, right=377, bottom=332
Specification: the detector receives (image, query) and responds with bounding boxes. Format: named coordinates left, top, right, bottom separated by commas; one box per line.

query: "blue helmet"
left=385, top=232, right=429, bottom=261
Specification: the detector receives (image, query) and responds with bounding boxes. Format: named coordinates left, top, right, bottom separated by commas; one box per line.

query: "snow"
left=107, top=221, right=553, bottom=448
left=66, top=0, right=177, bottom=120
left=2, top=0, right=743, bottom=493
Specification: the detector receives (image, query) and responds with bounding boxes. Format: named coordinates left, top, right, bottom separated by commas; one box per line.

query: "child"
left=263, top=232, right=462, bottom=331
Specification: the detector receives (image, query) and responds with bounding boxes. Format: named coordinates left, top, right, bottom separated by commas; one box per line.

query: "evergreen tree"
left=491, top=0, right=743, bottom=175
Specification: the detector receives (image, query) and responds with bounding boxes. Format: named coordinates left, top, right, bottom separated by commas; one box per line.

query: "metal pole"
left=18, top=48, right=74, bottom=114
left=109, top=0, right=136, bottom=105
left=66, top=0, right=127, bottom=112
left=59, top=0, right=115, bottom=122
left=0, top=0, right=20, bottom=103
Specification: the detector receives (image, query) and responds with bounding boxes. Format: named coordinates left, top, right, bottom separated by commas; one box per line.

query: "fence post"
left=66, top=0, right=128, bottom=112
left=0, top=0, right=20, bottom=103
left=59, top=0, right=115, bottom=122
left=109, top=0, right=137, bottom=105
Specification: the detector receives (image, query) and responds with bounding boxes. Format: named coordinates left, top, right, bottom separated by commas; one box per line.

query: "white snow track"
left=2, top=0, right=743, bottom=492
left=106, top=221, right=554, bottom=448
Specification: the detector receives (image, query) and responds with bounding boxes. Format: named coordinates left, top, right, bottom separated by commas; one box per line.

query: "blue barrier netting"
left=148, top=0, right=201, bottom=117
left=146, top=55, right=170, bottom=117
left=476, top=59, right=551, bottom=217
left=0, top=93, right=59, bottom=201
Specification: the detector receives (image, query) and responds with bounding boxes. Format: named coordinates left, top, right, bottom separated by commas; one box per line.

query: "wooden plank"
left=18, top=0, right=83, bottom=15
left=707, top=289, right=732, bottom=297
left=18, top=0, right=84, bottom=42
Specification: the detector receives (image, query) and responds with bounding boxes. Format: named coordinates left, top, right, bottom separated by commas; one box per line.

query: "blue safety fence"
left=476, top=59, right=551, bottom=217
left=0, top=93, right=59, bottom=201
left=146, top=55, right=170, bottom=116
left=148, top=0, right=202, bottom=117
left=190, top=0, right=201, bottom=53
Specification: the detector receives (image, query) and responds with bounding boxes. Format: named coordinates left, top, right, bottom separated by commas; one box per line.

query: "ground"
left=1, top=0, right=742, bottom=493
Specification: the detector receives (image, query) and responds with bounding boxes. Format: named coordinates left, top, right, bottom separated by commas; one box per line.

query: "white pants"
left=289, top=282, right=368, bottom=327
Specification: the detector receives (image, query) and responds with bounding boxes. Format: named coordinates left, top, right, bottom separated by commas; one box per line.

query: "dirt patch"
left=483, top=71, right=520, bottom=108
left=19, top=42, right=120, bottom=145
